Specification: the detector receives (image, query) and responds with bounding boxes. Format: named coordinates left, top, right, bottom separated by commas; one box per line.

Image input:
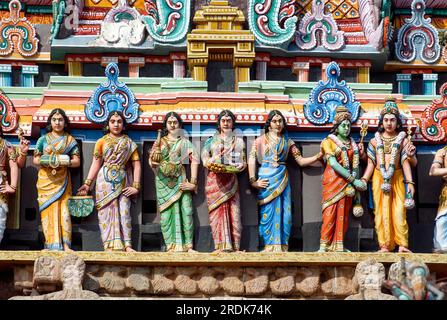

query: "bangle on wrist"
left=404, top=180, right=415, bottom=185
left=346, top=174, right=355, bottom=183
left=10, top=184, right=17, bottom=190
left=84, top=179, right=92, bottom=187
left=190, top=177, right=198, bottom=185
left=19, top=150, right=27, bottom=157
left=360, top=177, right=368, bottom=183
left=132, top=181, right=141, bottom=190
left=249, top=177, right=257, bottom=184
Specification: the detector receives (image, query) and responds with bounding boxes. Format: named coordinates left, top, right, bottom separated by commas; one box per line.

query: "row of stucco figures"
left=0, top=101, right=446, bottom=254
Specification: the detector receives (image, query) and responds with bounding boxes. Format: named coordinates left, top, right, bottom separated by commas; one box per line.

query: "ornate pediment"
left=85, top=63, right=140, bottom=125
left=0, top=90, right=19, bottom=134
left=0, top=0, right=39, bottom=57
left=420, top=83, right=447, bottom=142
left=304, top=61, right=360, bottom=125
left=395, top=0, right=440, bottom=64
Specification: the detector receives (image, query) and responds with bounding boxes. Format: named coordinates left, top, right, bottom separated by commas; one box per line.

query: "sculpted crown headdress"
left=381, top=97, right=400, bottom=117
left=333, top=106, right=352, bottom=124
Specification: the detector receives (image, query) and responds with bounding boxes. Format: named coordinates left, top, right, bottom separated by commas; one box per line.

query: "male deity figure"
left=202, top=110, right=246, bottom=252
left=429, top=146, right=447, bottom=253
left=319, top=107, right=367, bottom=252
left=361, top=98, right=417, bottom=253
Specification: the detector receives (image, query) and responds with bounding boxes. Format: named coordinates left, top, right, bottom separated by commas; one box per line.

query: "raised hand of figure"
left=251, top=178, right=269, bottom=189
left=123, top=186, right=139, bottom=197
left=407, top=183, right=415, bottom=197
left=353, top=179, right=367, bottom=191
left=405, top=142, right=416, bottom=158
left=180, top=181, right=197, bottom=191
left=0, top=184, right=15, bottom=194
left=77, top=184, right=90, bottom=196
left=19, top=137, right=30, bottom=154
left=358, top=143, right=365, bottom=158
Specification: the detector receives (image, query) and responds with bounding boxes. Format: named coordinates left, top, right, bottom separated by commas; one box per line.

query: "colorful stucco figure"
left=77, top=111, right=141, bottom=252
left=361, top=98, right=417, bottom=253
left=319, top=106, right=366, bottom=252
left=149, top=112, right=199, bottom=252
left=248, top=110, right=322, bottom=253
left=429, top=145, right=447, bottom=253
left=384, top=257, right=445, bottom=300
left=202, top=110, right=246, bottom=252
left=33, top=109, right=81, bottom=251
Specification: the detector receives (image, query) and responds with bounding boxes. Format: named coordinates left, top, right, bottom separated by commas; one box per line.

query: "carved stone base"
left=2, top=251, right=446, bottom=299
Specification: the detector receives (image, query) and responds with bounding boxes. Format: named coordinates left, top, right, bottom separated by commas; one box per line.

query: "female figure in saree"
left=149, top=112, right=199, bottom=252
left=319, top=106, right=367, bottom=252
left=33, top=109, right=80, bottom=251
left=78, top=111, right=141, bottom=252
left=202, top=110, right=246, bottom=252
left=248, top=110, right=322, bottom=252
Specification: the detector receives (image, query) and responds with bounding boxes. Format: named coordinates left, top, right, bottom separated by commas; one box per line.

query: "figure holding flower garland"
left=361, top=98, right=417, bottom=253
left=319, top=107, right=367, bottom=252
left=33, top=109, right=81, bottom=251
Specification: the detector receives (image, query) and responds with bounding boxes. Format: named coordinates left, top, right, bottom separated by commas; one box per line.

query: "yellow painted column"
left=235, top=66, right=250, bottom=92
left=358, top=66, right=370, bottom=83
left=189, top=58, right=208, bottom=81
left=68, top=61, right=82, bottom=77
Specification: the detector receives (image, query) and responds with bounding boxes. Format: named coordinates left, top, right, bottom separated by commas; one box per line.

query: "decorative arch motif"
left=97, top=0, right=146, bottom=46
left=395, top=0, right=440, bottom=64
left=420, top=82, right=447, bottom=143
left=85, top=63, right=140, bottom=125
left=141, top=0, right=191, bottom=43
left=0, top=0, right=39, bottom=57
left=0, top=90, right=19, bottom=133
left=247, top=0, right=297, bottom=46
left=304, top=62, right=360, bottom=125
left=295, top=0, right=345, bottom=51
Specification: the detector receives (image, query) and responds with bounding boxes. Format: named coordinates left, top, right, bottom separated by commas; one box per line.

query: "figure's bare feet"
left=378, top=247, right=390, bottom=253
left=125, top=246, right=136, bottom=253
left=41, top=248, right=50, bottom=252
left=212, top=249, right=223, bottom=254
left=398, top=246, right=412, bottom=253
left=187, top=248, right=197, bottom=253
left=234, top=250, right=245, bottom=253
left=63, top=244, right=73, bottom=252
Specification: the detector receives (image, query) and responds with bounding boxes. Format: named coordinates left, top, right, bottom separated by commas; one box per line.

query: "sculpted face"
left=269, top=114, right=284, bottom=134
left=109, top=114, right=124, bottom=136
left=220, top=115, right=233, bottom=133
left=337, top=119, right=351, bottom=139
left=382, top=114, right=398, bottom=134
left=358, top=263, right=385, bottom=290
left=51, top=113, right=65, bottom=134
left=166, top=116, right=180, bottom=135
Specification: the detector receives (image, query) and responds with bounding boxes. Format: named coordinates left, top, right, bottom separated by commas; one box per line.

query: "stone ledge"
left=1, top=251, right=446, bottom=267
